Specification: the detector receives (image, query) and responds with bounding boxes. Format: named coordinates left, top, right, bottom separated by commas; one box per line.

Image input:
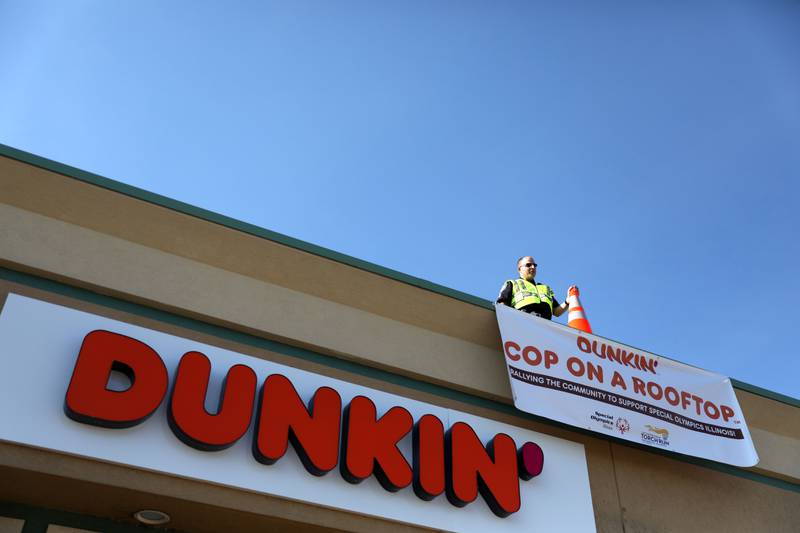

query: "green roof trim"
left=1, top=266, right=799, bottom=496
left=1, top=142, right=798, bottom=409
left=730, top=379, right=800, bottom=408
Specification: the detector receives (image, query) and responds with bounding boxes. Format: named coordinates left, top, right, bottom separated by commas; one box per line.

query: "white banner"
left=496, top=305, right=758, bottom=467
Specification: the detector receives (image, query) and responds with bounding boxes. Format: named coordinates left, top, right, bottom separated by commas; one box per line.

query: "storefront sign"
left=0, top=294, right=596, bottom=532
left=496, top=305, right=758, bottom=467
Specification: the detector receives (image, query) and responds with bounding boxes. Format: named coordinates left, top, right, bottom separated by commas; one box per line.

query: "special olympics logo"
left=615, top=418, right=631, bottom=435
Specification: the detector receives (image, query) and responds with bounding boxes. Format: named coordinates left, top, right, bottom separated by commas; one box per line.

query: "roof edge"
left=2, top=142, right=797, bottom=408
left=0, top=143, right=491, bottom=309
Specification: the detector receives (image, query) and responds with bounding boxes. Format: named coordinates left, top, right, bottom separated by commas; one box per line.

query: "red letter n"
left=446, top=422, right=521, bottom=518
left=254, top=374, right=341, bottom=476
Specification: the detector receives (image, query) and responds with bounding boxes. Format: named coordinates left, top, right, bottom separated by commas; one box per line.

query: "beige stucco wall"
left=0, top=517, right=24, bottom=533
left=2, top=153, right=799, bottom=532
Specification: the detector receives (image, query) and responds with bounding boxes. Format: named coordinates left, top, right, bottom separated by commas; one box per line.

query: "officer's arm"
left=496, top=281, right=513, bottom=306
left=552, top=298, right=569, bottom=317
left=554, top=284, right=577, bottom=317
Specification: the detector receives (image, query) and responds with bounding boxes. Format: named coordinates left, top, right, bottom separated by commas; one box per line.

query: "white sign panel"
left=0, top=294, right=596, bottom=532
left=496, top=305, right=758, bottom=467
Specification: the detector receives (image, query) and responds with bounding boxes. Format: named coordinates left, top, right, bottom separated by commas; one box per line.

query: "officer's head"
left=517, top=256, right=537, bottom=282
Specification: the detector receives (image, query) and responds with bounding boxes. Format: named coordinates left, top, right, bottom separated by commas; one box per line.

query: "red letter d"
left=65, top=330, right=168, bottom=428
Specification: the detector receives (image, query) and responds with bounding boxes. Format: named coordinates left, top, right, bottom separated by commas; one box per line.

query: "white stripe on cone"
left=567, top=287, right=592, bottom=333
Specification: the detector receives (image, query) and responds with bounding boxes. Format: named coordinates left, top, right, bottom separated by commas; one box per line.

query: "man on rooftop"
left=496, top=256, right=576, bottom=320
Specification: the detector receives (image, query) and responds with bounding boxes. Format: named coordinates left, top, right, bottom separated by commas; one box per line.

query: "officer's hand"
left=566, top=285, right=578, bottom=301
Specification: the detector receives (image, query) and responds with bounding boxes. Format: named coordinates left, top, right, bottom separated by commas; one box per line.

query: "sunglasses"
left=522, top=262, right=537, bottom=268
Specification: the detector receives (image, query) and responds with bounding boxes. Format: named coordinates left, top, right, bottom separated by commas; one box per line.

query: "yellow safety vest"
left=508, top=279, right=555, bottom=313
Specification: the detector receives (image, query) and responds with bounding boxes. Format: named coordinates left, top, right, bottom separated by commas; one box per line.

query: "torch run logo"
left=64, top=330, right=546, bottom=518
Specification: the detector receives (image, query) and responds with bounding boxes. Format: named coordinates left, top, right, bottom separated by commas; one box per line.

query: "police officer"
left=496, top=256, right=576, bottom=319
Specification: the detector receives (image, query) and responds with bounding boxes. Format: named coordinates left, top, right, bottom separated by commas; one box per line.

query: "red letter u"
left=168, top=351, right=257, bottom=451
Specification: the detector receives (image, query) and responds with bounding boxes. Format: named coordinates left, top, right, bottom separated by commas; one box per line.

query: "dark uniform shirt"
left=496, top=280, right=560, bottom=320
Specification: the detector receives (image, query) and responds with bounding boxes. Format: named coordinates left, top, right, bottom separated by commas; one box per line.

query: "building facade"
left=1, top=145, right=799, bottom=532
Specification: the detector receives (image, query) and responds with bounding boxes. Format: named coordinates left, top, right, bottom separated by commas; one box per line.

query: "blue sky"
left=2, top=1, right=799, bottom=398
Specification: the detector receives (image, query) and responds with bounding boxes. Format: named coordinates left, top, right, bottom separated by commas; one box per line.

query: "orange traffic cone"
left=567, top=286, right=592, bottom=333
